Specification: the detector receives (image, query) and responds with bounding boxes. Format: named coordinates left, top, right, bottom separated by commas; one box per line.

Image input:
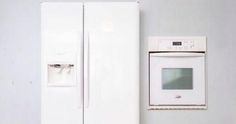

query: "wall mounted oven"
left=148, top=36, right=207, bottom=110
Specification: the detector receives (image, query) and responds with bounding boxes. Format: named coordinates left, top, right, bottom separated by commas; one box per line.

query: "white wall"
left=0, top=0, right=236, bottom=124
left=140, top=0, right=236, bottom=124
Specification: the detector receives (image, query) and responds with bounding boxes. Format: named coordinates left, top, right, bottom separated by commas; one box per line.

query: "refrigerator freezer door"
left=84, top=2, right=139, bottom=124
left=41, top=3, right=83, bottom=124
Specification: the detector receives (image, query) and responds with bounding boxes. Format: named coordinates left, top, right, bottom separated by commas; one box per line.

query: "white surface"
left=149, top=53, right=206, bottom=107
left=148, top=36, right=207, bottom=109
left=42, top=2, right=139, bottom=124
left=1, top=0, right=236, bottom=124
left=84, top=2, right=139, bottom=124
left=150, top=52, right=205, bottom=57
left=84, top=32, right=90, bottom=108
left=41, top=3, right=83, bottom=124
left=148, top=36, right=206, bottom=52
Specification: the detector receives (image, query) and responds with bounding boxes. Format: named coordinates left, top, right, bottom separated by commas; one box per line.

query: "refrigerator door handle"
left=84, top=32, right=90, bottom=108
left=78, top=33, right=84, bottom=108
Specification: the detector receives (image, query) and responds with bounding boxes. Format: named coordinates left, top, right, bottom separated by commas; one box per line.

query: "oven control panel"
left=148, top=36, right=206, bottom=52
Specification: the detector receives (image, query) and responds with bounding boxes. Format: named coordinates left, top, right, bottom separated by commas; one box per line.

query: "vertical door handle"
left=78, top=33, right=83, bottom=108
left=84, top=32, right=90, bottom=108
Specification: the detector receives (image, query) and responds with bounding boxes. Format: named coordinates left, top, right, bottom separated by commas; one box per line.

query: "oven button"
left=190, top=45, right=194, bottom=48
left=184, top=46, right=188, bottom=50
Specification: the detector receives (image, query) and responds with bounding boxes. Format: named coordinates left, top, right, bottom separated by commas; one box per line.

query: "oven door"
left=149, top=52, right=206, bottom=108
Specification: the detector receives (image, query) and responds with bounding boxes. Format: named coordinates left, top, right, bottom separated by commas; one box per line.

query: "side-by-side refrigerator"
left=41, top=2, right=139, bottom=124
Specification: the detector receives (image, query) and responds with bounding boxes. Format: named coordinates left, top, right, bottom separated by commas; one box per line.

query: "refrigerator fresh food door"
left=84, top=2, right=139, bottom=124
left=41, top=3, right=83, bottom=124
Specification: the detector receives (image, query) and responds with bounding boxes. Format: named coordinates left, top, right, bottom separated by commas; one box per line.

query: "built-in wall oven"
left=148, top=37, right=207, bottom=110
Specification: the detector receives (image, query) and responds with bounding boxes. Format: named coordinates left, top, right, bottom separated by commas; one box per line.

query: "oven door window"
left=162, top=68, right=193, bottom=90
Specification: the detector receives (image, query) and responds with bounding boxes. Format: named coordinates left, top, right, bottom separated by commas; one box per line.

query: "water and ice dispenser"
left=47, top=63, right=76, bottom=86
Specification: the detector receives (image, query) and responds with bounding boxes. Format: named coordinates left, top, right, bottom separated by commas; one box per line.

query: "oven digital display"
left=172, top=41, right=182, bottom=46
left=162, top=68, right=193, bottom=90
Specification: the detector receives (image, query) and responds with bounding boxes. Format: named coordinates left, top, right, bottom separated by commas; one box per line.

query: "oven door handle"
left=150, top=53, right=205, bottom=57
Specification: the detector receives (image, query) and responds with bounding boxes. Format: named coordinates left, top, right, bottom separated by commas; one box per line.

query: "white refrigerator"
left=41, top=2, right=139, bottom=124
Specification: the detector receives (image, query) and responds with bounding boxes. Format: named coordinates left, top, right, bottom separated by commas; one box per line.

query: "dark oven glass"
left=162, top=68, right=193, bottom=90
